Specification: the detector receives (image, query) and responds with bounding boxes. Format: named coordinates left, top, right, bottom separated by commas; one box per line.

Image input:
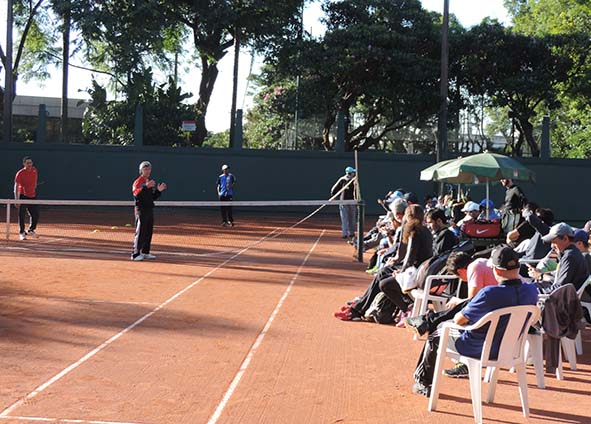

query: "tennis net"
left=0, top=199, right=363, bottom=261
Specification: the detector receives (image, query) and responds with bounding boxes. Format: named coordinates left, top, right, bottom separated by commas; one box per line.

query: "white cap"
left=221, top=164, right=229, bottom=170
left=139, top=161, right=151, bottom=173
left=462, top=201, right=480, bottom=212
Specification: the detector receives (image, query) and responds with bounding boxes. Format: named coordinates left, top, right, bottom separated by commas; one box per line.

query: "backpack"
left=364, top=292, right=397, bottom=324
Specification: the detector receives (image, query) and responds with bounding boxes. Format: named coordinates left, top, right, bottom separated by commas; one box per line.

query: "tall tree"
left=458, top=21, right=577, bottom=157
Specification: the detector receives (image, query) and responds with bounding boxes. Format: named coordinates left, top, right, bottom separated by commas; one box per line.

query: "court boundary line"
left=206, top=229, right=325, bottom=424
left=0, top=227, right=283, bottom=418
left=0, top=416, right=148, bottom=424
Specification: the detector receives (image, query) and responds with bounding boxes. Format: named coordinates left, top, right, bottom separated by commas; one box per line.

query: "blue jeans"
left=339, top=204, right=356, bottom=238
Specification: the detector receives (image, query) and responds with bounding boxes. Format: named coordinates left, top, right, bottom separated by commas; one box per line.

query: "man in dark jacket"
left=131, top=161, right=167, bottom=261
left=426, top=208, right=458, bottom=256
left=529, top=223, right=589, bottom=294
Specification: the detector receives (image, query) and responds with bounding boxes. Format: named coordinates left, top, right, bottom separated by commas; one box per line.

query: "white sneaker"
left=143, top=253, right=156, bottom=260
left=19, top=233, right=27, bottom=240
left=27, top=230, right=39, bottom=239
left=132, top=254, right=145, bottom=261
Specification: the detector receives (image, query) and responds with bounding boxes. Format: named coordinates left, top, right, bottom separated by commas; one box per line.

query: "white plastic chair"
left=410, top=275, right=460, bottom=340
left=428, top=305, right=540, bottom=424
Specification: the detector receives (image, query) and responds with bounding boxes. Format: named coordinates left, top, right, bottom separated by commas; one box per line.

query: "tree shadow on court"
left=0, top=287, right=256, bottom=355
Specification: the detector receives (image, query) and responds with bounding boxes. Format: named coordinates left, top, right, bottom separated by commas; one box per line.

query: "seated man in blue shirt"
left=412, top=245, right=539, bottom=397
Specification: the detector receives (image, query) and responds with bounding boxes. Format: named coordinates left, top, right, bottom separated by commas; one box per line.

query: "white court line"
left=0, top=416, right=148, bottom=424
left=0, top=228, right=282, bottom=418
left=207, top=230, right=325, bottom=424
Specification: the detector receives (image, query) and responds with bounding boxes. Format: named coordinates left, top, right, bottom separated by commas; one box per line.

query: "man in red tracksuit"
left=14, top=156, right=40, bottom=240
left=131, top=161, right=167, bottom=261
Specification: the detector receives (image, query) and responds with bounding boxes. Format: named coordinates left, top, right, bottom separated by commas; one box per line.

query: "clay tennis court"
left=1, top=206, right=590, bottom=424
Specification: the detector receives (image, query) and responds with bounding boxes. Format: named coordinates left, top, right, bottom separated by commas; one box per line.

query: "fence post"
left=36, top=104, right=47, bottom=144
left=356, top=200, right=365, bottom=263
left=133, top=104, right=143, bottom=146
left=6, top=201, right=11, bottom=240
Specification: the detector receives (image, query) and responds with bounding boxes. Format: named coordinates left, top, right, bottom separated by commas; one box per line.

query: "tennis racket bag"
left=462, top=220, right=502, bottom=238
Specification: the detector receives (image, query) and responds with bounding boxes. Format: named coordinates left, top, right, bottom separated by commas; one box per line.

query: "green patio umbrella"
left=420, top=152, right=535, bottom=217
left=419, top=158, right=457, bottom=182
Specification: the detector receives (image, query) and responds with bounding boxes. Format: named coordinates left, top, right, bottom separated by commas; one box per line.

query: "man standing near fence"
left=132, top=161, right=167, bottom=261
left=331, top=166, right=357, bottom=240
left=14, top=156, right=40, bottom=240
left=217, top=164, right=236, bottom=227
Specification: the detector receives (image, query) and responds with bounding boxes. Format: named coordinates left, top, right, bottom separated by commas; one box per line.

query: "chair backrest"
left=576, top=275, right=591, bottom=299
left=470, top=305, right=540, bottom=368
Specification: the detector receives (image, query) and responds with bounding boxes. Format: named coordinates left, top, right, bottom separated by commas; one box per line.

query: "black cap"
left=404, top=192, right=418, bottom=204
left=490, top=245, right=520, bottom=270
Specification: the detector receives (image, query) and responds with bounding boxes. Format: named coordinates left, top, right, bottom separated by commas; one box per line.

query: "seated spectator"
left=515, top=207, right=554, bottom=276
left=506, top=202, right=539, bottom=248
left=336, top=204, right=430, bottom=322
left=528, top=223, right=590, bottom=295
left=404, top=192, right=419, bottom=206
left=478, top=199, right=501, bottom=221
left=425, top=208, right=458, bottom=256
left=450, top=201, right=480, bottom=235
left=573, top=229, right=591, bottom=301
left=378, top=205, right=433, bottom=325
left=411, top=246, right=538, bottom=397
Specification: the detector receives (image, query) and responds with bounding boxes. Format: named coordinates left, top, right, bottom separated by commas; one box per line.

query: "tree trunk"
left=321, top=112, right=336, bottom=150
left=194, top=53, right=220, bottom=146
left=515, top=117, right=539, bottom=157
left=61, top=1, right=71, bottom=143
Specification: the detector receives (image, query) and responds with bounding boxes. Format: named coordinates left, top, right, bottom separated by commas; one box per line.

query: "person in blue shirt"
left=217, top=164, right=236, bottom=226
left=412, top=245, right=539, bottom=397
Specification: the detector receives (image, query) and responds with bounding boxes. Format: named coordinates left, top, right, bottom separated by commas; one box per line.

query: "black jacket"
left=432, top=227, right=458, bottom=257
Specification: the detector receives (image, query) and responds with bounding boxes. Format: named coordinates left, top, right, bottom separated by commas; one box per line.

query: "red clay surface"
left=0, top=209, right=590, bottom=424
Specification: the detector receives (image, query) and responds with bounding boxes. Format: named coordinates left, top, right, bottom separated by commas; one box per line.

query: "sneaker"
left=365, top=266, right=379, bottom=274
left=143, top=253, right=156, bottom=260
left=221, top=221, right=228, bottom=227
left=19, top=232, right=27, bottom=240
left=412, top=381, right=431, bottom=397
left=444, top=363, right=469, bottom=378
left=229, top=221, right=235, bottom=227
left=131, top=254, right=145, bottom=261
left=27, top=230, right=40, bottom=239
left=406, top=315, right=429, bottom=337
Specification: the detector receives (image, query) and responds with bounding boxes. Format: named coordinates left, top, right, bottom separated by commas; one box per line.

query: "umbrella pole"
left=486, top=178, right=490, bottom=219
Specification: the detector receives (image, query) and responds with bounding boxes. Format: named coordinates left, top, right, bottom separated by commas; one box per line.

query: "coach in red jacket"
left=14, top=156, right=40, bottom=241
left=131, top=161, right=167, bottom=261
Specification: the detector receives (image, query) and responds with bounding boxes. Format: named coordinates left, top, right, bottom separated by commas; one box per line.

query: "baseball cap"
left=138, top=161, right=151, bottom=173
left=542, top=222, right=574, bottom=244
left=462, top=201, right=480, bottom=212
left=221, top=164, right=229, bottom=170
left=345, top=166, right=356, bottom=174
left=404, top=192, right=418, bottom=204
left=479, top=199, right=494, bottom=209
left=573, top=229, right=589, bottom=245
left=389, top=198, right=408, bottom=215
left=490, top=245, right=520, bottom=270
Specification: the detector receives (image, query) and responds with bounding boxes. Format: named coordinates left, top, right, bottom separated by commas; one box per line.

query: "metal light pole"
left=229, top=26, right=241, bottom=148
left=3, top=0, right=14, bottom=143
left=293, top=0, right=304, bottom=150
left=437, top=0, right=450, bottom=163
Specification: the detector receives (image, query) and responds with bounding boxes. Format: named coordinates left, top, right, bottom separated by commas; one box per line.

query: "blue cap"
left=480, top=199, right=494, bottom=208
left=574, top=229, right=589, bottom=245
left=345, top=166, right=356, bottom=174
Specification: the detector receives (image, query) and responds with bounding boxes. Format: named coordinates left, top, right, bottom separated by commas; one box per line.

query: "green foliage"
left=247, top=0, right=442, bottom=152
left=81, top=70, right=194, bottom=146
left=505, top=0, right=591, bottom=157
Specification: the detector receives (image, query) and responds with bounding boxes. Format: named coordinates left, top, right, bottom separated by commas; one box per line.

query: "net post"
left=356, top=200, right=364, bottom=263
left=6, top=201, right=11, bottom=240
